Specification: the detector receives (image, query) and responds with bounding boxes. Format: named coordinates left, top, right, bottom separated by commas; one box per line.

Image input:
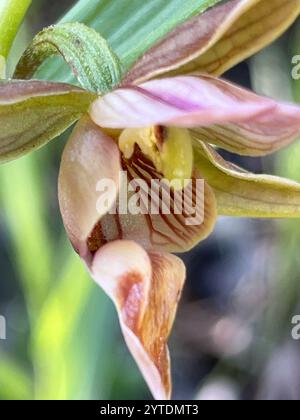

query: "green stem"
left=0, top=55, right=5, bottom=78
left=0, top=0, right=31, bottom=58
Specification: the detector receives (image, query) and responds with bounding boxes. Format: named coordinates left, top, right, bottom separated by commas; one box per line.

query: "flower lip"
left=91, top=240, right=186, bottom=400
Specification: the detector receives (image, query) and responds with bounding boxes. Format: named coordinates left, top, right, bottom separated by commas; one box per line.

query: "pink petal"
left=58, top=116, right=121, bottom=258
left=90, top=75, right=277, bottom=129
left=191, top=102, right=300, bottom=156
left=91, top=240, right=186, bottom=400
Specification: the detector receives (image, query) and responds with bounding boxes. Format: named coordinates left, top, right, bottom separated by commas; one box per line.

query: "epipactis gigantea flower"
left=1, top=0, right=300, bottom=400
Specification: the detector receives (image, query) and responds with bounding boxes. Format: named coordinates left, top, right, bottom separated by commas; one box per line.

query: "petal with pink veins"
left=90, top=75, right=300, bottom=155
left=191, top=110, right=300, bottom=157
left=91, top=240, right=186, bottom=400
left=190, top=76, right=300, bottom=155
left=90, top=75, right=276, bottom=129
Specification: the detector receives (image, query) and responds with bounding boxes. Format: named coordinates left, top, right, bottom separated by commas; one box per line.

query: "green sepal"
left=0, top=79, right=95, bottom=162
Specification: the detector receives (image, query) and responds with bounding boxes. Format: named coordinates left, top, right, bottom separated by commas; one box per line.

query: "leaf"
left=35, top=0, right=224, bottom=83
left=125, top=0, right=300, bottom=84
left=0, top=0, right=31, bottom=58
left=0, top=352, right=32, bottom=400
left=33, top=255, right=93, bottom=399
left=0, top=80, right=95, bottom=162
left=0, top=153, right=53, bottom=312
left=14, top=22, right=123, bottom=94
left=193, top=140, right=300, bottom=218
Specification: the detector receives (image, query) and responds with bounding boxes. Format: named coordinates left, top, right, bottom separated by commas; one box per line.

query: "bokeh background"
left=1, top=0, right=300, bottom=400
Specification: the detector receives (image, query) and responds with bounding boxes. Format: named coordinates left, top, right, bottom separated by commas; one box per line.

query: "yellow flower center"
left=119, top=126, right=194, bottom=187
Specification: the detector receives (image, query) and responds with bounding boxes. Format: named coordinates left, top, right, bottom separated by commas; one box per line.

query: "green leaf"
left=0, top=0, right=31, bottom=58
left=0, top=152, right=53, bottom=314
left=193, top=140, right=300, bottom=218
left=32, top=254, right=92, bottom=399
left=0, top=352, right=32, bottom=400
left=14, top=22, right=123, bottom=94
left=35, top=0, right=224, bottom=84
left=0, top=80, right=95, bottom=162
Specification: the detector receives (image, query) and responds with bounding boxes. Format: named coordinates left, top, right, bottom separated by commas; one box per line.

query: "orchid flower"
left=1, top=0, right=300, bottom=400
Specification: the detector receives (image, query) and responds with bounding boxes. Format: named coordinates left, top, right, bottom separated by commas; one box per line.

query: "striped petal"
left=91, top=240, right=186, bottom=400
left=87, top=148, right=217, bottom=254
left=0, top=80, right=95, bottom=162
left=58, top=116, right=121, bottom=258
left=193, top=140, right=300, bottom=217
left=191, top=75, right=300, bottom=155
left=124, top=0, right=300, bottom=84
left=90, top=76, right=275, bottom=129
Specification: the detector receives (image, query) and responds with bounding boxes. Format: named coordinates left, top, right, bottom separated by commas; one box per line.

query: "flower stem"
left=0, top=0, right=31, bottom=60
left=0, top=55, right=5, bottom=78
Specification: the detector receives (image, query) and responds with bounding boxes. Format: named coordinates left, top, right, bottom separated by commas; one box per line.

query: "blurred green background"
left=0, top=0, right=300, bottom=400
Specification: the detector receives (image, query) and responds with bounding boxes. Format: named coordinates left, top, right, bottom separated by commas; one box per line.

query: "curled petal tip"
left=91, top=240, right=186, bottom=400
left=91, top=240, right=152, bottom=326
